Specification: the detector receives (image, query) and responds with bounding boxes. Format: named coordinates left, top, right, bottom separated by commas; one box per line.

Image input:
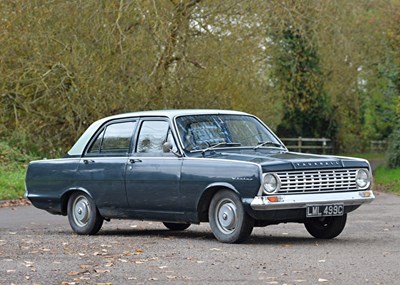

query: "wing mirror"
left=162, top=142, right=182, bottom=157
left=163, top=142, right=173, bottom=153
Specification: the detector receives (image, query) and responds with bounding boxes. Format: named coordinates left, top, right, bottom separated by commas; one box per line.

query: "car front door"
left=125, top=118, right=183, bottom=220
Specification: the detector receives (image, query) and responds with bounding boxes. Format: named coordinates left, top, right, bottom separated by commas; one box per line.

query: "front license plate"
left=306, top=204, right=344, bottom=218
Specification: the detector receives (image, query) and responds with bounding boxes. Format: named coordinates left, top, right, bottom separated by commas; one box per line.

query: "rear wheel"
left=208, top=190, right=254, bottom=243
left=304, top=214, right=347, bottom=239
left=67, top=192, right=103, bottom=235
left=163, top=222, right=190, bottom=231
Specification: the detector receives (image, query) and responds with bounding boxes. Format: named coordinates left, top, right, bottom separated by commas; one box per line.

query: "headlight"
left=263, top=173, right=280, bottom=194
left=356, top=169, right=370, bottom=189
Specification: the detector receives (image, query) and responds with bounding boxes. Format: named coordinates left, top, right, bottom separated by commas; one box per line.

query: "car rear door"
left=76, top=119, right=137, bottom=216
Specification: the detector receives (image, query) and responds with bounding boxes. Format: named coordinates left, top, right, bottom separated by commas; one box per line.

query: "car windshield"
left=175, top=114, right=283, bottom=152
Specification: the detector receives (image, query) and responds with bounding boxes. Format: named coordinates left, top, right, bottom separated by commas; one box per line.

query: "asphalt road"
left=0, top=191, right=399, bottom=285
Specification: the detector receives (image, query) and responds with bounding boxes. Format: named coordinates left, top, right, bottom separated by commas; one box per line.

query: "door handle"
left=83, top=159, right=95, bottom=164
left=129, top=158, right=142, bottom=164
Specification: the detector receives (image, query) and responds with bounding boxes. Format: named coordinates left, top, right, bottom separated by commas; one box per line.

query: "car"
left=25, top=109, right=375, bottom=243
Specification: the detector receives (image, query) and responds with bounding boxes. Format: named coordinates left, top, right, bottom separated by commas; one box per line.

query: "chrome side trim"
left=249, top=191, right=375, bottom=211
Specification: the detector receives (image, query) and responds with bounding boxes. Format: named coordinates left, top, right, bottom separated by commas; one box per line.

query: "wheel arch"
left=60, top=187, right=93, bottom=215
left=196, top=182, right=240, bottom=223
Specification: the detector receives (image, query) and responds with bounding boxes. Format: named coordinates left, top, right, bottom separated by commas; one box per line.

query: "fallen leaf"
left=167, top=275, right=178, bottom=279
left=68, top=270, right=90, bottom=276
left=123, top=251, right=132, bottom=256
left=75, top=276, right=90, bottom=281
left=94, top=269, right=110, bottom=274
left=67, top=272, right=80, bottom=276
left=24, top=261, right=34, bottom=268
left=80, top=265, right=91, bottom=269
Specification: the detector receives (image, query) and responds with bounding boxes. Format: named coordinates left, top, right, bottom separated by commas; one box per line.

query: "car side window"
left=136, top=121, right=176, bottom=155
left=87, top=121, right=137, bottom=155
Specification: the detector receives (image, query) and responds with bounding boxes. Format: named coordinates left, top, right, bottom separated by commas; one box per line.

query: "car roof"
left=100, top=109, right=249, bottom=121
left=67, top=109, right=250, bottom=156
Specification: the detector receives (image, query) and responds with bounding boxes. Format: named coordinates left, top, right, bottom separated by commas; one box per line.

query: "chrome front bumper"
left=249, top=190, right=375, bottom=211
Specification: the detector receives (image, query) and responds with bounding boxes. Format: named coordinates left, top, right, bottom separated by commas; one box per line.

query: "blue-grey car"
left=25, top=110, right=375, bottom=243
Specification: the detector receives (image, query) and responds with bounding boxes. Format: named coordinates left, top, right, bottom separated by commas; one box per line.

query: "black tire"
left=67, top=192, right=103, bottom=235
left=163, top=222, right=191, bottom=231
left=304, top=214, right=347, bottom=239
left=208, top=190, right=254, bottom=243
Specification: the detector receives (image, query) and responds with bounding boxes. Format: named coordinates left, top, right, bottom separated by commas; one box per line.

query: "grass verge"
left=0, top=167, right=27, bottom=200
left=0, top=142, right=36, bottom=200
left=374, top=166, right=400, bottom=195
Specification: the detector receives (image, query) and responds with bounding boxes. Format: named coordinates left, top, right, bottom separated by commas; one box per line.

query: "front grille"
left=276, top=169, right=359, bottom=194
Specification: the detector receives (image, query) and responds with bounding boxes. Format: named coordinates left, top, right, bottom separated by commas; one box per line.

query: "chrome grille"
left=277, top=169, right=358, bottom=194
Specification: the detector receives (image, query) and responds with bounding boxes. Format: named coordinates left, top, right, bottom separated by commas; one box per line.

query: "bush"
left=385, top=126, right=400, bottom=168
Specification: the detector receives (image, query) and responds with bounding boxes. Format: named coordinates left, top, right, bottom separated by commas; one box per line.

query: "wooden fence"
left=370, top=140, right=387, bottom=152
left=280, top=137, right=332, bottom=154
left=280, top=138, right=388, bottom=154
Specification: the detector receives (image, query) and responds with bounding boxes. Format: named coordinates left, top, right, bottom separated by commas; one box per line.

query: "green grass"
left=0, top=167, right=27, bottom=200
left=374, top=166, right=400, bottom=195
left=0, top=142, right=37, bottom=200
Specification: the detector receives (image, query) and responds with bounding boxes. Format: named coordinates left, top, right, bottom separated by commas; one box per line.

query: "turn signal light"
left=267, top=196, right=281, bottom=202
left=359, top=191, right=372, bottom=198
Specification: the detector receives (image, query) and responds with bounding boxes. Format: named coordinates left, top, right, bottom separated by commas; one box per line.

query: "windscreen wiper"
left=201, top=142, right=241, bottom=154
left=254, top=141, right=282, bottom=150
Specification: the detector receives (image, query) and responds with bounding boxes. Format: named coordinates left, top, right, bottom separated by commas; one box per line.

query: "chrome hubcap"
left=216, top=199, right=237, bottom=234
left=73, top=195, right=90, bottom=227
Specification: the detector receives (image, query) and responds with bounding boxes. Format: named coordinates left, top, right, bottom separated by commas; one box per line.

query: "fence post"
left=322, top=138, right=327, bottom=154
left=298, top=136, right=302, bottom=152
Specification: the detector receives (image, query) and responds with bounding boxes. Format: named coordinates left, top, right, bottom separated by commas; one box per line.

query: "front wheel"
left=304, top=214, right=347, bottom=239
left=208, top=190, right=254, bottom=243
left=67, top=192, right=103, bottom=235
